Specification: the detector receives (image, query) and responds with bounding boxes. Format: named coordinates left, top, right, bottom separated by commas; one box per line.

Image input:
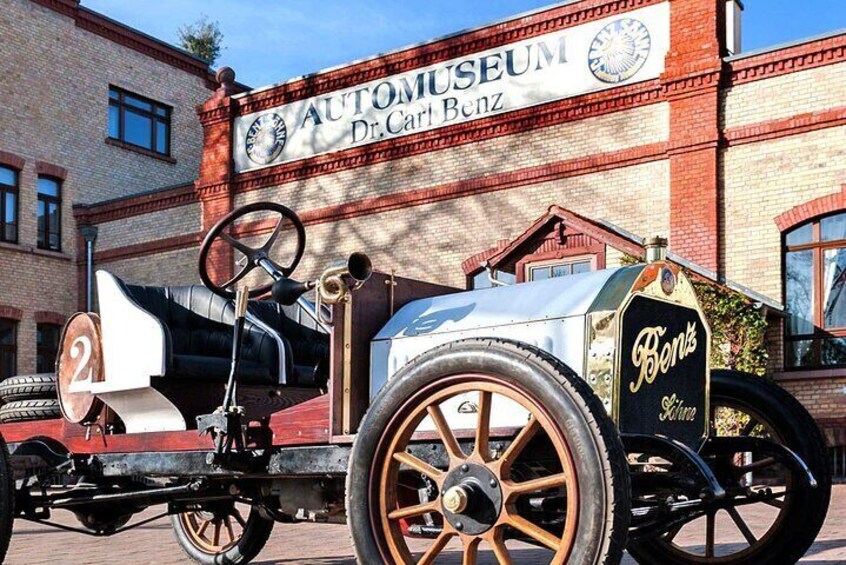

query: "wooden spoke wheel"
left=179, top=507, right=247, bottom=554
left=171, top=502, right=274, bottom=565
left=348, top=339, right=630, bottom=565
left=628, top=370, right=831, bottom=565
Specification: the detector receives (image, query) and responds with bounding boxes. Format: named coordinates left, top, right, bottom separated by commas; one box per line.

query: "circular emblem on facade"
left=661, top=267, right=676, bottom=296
left=245, top=113, right=287, bottom=165
left=588, top=18, right=652, bottom=84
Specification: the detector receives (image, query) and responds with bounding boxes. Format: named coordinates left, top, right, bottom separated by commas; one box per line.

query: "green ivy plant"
left=621, top=255, right=769, bottom=375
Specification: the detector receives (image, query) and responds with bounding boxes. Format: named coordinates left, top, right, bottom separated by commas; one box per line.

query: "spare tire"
left=0, top=399, right=62, bottom=423
left=0, top=374, right=57, bottom=403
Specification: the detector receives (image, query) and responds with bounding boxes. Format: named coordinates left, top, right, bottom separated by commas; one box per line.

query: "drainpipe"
left=79, top=225, right=98, bottom=311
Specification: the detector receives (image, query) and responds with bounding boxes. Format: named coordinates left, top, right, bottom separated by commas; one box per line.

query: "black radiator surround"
left=617, top=295, right=708, bottom=449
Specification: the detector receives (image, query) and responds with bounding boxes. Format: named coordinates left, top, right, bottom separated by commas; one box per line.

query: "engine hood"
left=373, top=266, right=640, bottom=341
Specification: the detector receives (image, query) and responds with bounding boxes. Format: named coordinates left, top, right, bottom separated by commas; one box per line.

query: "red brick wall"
left=664, top=0, right=724, bottom=271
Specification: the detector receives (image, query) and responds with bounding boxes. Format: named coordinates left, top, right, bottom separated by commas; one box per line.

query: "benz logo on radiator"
left=630, top=322, right=698, bottom=394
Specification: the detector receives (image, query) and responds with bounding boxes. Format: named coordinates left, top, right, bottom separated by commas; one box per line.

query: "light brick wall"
left=0, top=0, right=211, bottom=374
left=721, top=125, right=846, bottom=302
left=0, top=248, right=77, bottom=375
left=102, top=247, right=201, bottom=288
left=96, top=204, right=202, bottom=251
left=0, top=0, right=210, bottom=204
left=235, top=104, right=670, bottom=212
left=235, top=160, right=670, bottom=290
left=723, top=61, right=846, bottom=128
left=780, top=377, right=846, bottom=421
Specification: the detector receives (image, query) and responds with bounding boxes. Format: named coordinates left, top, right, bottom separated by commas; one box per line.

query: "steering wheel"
left=198, top=202, right=306, bottom=299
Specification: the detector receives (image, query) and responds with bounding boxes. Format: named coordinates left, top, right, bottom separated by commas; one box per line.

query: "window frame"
left=0, top=165, right=19, bottom=244
left=36, top=323, right=62, bottom=374
left=783, top=215, right=846, bottom=369
left=36, top=176, right=62, bottom=252
left=524, top=255, right=597, bottom=282
left=108, top=86, right=172, bottom=156
left=0, top=319, right=16, bottom=382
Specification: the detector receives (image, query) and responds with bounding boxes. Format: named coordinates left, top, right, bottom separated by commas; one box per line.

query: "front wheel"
left=171, top=501, right=274, bottom=565
left=628, top=370, right=831, bottom=565
left=347, top=338, right=630, bottom=565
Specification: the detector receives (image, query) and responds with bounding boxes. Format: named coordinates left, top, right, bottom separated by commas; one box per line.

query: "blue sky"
left=85, top=0, right=846, bottom=89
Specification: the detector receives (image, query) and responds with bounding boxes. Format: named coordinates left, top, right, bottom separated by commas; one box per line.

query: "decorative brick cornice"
left=98, top=141, right=668, bottom=264
left=72, top=183, right=197, bottom=225
left=662, top=70, right=722, bottom=99
left=28, top=0, right=77, bottom=18
left=729, top=32, right=846, bottom=86
left=27, top=0, right=216, bottom=87
left=236, top=0, right=662, bottom=115
left=197, top=101, right=235, bottom=127
left=234, top=80, right=664, bottom=193
left=0, top=150, right=25, bottom=171
left=724, top=106, right=846, bottom=148
left=195, top=182, right=232, bottom=201
left=774, top=184, right=846, bottom=232
left=34, top=311, right=68, bottom=326
left=0, top=305, right=23, bottom=321
left=35, top=161, right=68, bottom=180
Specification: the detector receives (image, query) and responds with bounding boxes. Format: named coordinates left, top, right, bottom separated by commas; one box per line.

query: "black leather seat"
left=120, top=281, right=329, bottom=387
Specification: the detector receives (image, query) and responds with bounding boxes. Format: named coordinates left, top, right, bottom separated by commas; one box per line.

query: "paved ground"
left=6, top=485, right=846, bottom=564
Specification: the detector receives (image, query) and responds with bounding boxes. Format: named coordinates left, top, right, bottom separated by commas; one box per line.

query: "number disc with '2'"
left=57, top=312, right=104, bottom=424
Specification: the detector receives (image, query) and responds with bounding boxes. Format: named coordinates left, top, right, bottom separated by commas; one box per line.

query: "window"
left=36, top=323, right=61, bottom=374
left=526, top=257, right=593, bottom=282
left=784, top=212, right=846, bottom=368
left=0, top=320, right=16, bottom=382
left=108, top=86, right=171, bottom=156
left=471, top=270, right=516, bottom=290
left=37, top=177, right=61, bottom=251
left=0, top=166, right=18, bottom=243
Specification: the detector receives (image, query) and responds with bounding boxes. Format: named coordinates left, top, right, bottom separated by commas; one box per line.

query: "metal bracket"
left=622, top=433, right=726, bottom=500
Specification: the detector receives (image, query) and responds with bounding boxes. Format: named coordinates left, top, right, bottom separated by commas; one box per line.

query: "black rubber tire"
left=0, top=436, right=14, bottom=563
left=0, top=398, right=61, bottom=423
left=171, top=506, right=274, bottom=565
left=0, top=374, right=57, bottom=403
left=628, top=370, right=832, bottom=565
left=347, top=338, right=631, bottom=565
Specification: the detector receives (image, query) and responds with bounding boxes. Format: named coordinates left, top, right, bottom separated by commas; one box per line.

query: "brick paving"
left=6, top=485, right=846, bottom=564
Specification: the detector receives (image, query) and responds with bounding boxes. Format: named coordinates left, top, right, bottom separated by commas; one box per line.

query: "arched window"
left=784, top=212, right=846, bottom=368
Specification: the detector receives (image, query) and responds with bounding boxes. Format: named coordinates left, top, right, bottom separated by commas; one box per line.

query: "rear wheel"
left=171, top=502, right=274, bottom=565
left=628, top=370, right=831, bottom=565
left=347, top=338, right=630, bottom=565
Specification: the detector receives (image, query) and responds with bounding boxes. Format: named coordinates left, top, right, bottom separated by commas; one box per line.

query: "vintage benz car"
left=0, top=202, right=831, bottom=565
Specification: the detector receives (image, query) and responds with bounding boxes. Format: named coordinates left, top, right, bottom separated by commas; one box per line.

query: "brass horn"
left=315, top=252, right=373, bottom=306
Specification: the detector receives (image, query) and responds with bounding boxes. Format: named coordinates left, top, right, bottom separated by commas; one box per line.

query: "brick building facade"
left=3, top=0, right=846, bottom=442
left=0, top=0, right=218, bottom=380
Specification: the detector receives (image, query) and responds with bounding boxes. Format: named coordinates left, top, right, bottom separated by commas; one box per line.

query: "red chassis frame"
left=1, top=272, right=457, bottom=459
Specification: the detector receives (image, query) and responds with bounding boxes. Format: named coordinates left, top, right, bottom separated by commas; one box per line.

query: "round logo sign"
left=245, top=113, right=287, bottom=165
left=661, top=267, right=676, bottom=296
left=588, top=18, right=651, bottom=84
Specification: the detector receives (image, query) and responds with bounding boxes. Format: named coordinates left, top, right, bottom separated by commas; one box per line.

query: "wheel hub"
left=441, top=463, right=502, bottom=535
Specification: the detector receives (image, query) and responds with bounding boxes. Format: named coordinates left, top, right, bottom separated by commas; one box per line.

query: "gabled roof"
left=461, top=204, right=782, bottom=310
left=461, top=205, right=644, bottom=275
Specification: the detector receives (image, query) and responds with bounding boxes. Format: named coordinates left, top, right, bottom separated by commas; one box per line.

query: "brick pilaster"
left=664, top=0, right=726, bottom=272
left=196, top=68, right=239, bottom=283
